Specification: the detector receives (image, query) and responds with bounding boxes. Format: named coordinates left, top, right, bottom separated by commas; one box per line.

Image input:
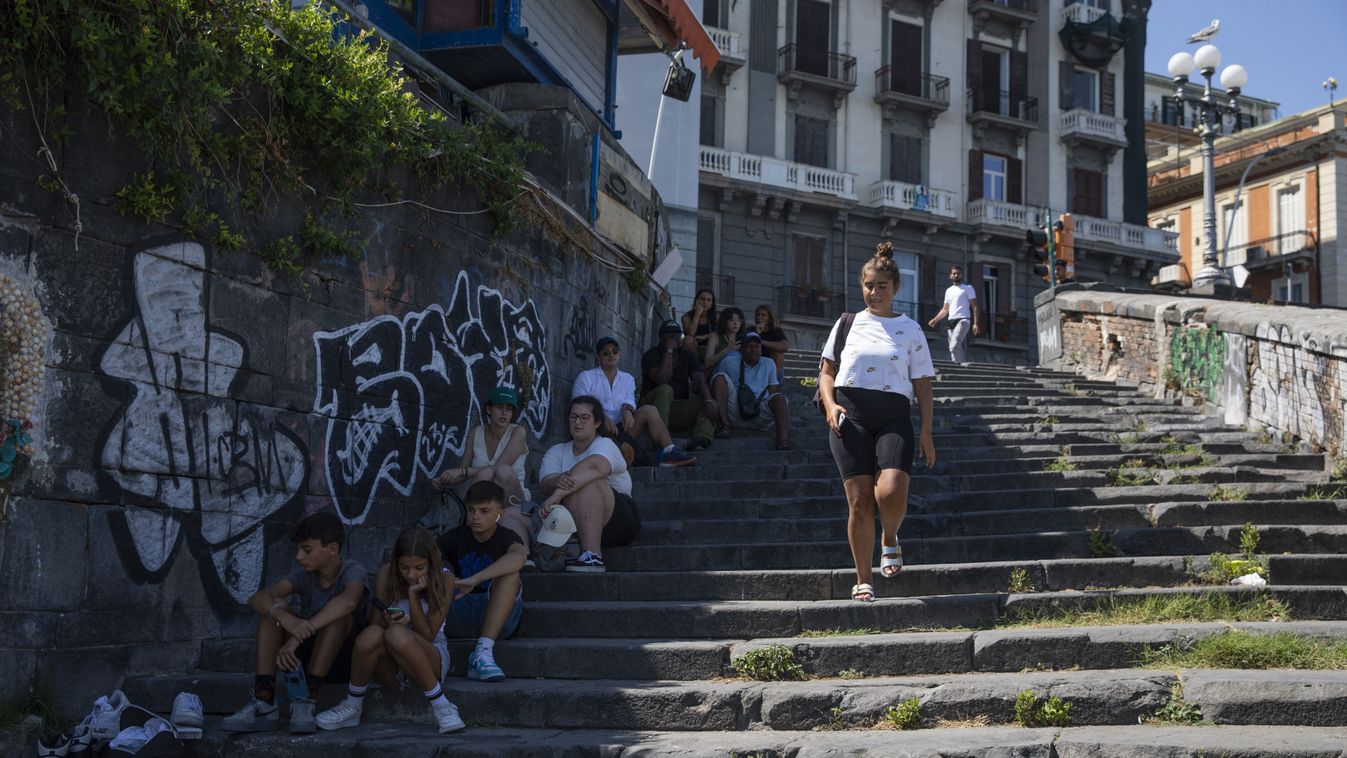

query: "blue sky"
left=1144, top=0, right=1346, bottom=117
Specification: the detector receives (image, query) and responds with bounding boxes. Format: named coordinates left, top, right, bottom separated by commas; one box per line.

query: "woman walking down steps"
left=816, top=242, right=936, bottom=603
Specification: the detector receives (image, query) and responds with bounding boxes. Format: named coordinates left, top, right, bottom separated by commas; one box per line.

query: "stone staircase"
left=124, top=360, right=1347, bottom=756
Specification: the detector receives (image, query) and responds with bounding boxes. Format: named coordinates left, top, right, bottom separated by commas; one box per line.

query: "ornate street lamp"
left=1167, top=44, right=1248, bottom=289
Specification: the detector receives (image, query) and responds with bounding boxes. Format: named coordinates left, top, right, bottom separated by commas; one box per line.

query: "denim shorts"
left=445, top=586, right=523, bottom=640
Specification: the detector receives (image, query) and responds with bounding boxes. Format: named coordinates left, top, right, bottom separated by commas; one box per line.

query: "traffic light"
left=1054, top=213, right=1075, bottom=283
left=1026, top=226, right=1052, bottom=283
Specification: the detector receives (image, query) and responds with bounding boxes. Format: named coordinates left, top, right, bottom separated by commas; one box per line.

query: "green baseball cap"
left=489, top=386, right=518, bottom=407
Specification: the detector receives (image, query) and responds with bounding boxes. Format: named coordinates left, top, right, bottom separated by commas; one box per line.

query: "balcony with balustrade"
left=967, top=88, right=1038, bottom=136
left=1059, top=108, right=1128, bottom=152
left=865, top=181, right=958, bottom=219
left=1071, top=213, right=1181, bottom=259
left=700, top=146, right=857, bottom=202
left=778, top=44, right=857, bottom=104
left=873, top=68, right=950, bottom=124
left=705, top=26, right=745, bottom=75
left=1060, top=1, right=1125, bottom=54
left=970, top=0, right=1037, bottom=37
left=966, top=198, right=1033, bottom=236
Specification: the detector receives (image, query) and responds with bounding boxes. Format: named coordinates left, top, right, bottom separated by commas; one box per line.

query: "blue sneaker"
left=468, top=649, right=506, bottom=682
left=656, top=446, right=696, bottom=467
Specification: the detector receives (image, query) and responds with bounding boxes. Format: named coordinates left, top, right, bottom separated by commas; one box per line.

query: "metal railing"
left=967, top=88, right=1038, bottom=123
left=983, top=311, right=1029, bottom=343
left=1229, top=231, right=1317, bottom=266
left=874, top=67, right=950, bottom=105
left=695, top=268, right=736, bottom=305
left=778, top=44, right=857, bottom=85
left=778, top=284, right=844, bottom=320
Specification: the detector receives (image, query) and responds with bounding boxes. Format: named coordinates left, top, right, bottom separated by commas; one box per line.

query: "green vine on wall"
left=1, top=0, right=533, bottom=270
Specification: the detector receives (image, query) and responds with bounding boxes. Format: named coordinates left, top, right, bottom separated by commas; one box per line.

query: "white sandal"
left=880, top=546, right=903, bottom=578
left=851, top=583, right=876, bottom=602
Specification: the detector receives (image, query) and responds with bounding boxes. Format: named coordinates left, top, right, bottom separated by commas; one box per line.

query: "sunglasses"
left=600, top=348, right=620, bottom=356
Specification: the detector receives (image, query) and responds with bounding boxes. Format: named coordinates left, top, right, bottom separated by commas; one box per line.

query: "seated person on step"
left=573, top=335, right=695, bottom=468
left=536, top=395, right=641, bottom=574
left=640, top=319, right=719, bottom=452
left=432, top=385, right=534, bottom=552
left=224, top=512, right=369, bottom=735
left=437, top=481, right=526, bottom=682
left=710, top=331, right=791, bottom=451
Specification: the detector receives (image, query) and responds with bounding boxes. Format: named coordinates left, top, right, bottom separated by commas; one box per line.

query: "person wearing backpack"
left=709, top=332, right=791, bottom=450
left=817, top=242, right=936, bottom=604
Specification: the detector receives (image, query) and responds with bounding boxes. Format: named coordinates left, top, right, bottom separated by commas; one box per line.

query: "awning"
left=618, top=0, right=720, bottom=74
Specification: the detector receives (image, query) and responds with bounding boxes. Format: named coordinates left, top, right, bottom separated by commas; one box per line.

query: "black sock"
left=306, top=672, right=325, bottom=699
left=254, top=674, right=276, bottom=705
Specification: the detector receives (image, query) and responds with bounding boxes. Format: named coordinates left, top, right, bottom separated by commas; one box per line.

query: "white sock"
left=476, top=637, right=495, bottom=655
left=346, top=683, right=367, bottom=704
left=423, top=686, right=448, bottom=708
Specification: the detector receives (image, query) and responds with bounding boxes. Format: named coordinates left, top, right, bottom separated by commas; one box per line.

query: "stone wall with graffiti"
left=1037, top=289, right=1347, bottom=455
left=0, top=188, right=659, bottom=706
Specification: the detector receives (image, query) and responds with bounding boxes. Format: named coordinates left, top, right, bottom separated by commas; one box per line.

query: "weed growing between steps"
left=1004, top=592, right=1289, bottom=628
left=1013, top=690, right=1072, bottom=727
left=1106, top=459, right=1158, bottom=486
left=882, top=698, right=923, bottom=730
left=1300, top=484, right=1347, bottom=500
left=732, top=645, right=807, bottom=681
left=1332, top=459, right=1347, bottom=482
left=1043, top=452, right=1077, bottom=473
left=1141, top=630, right=1347, bottom=670
left=1089, top=528, right=1121, bottom=558
left=1147, top=681, right=1205, bottom=725
left=1202, top=523, right=1267, bottom=584
left=1008, top=567, right=1037, bottom=593
left=1209, top=484, right=1249, bottom=501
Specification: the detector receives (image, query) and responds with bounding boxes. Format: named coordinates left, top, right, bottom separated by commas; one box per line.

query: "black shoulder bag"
left=811, top=312, right=855, bottom=415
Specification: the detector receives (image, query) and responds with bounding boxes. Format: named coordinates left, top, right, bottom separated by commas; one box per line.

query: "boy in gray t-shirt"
left=222, top=512, right=369, bottom=735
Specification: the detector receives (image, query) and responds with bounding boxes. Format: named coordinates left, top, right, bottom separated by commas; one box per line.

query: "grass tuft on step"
left=1004, top=591, right=1290, bottom=628
left=1141, top=630, right=1347, bottom=669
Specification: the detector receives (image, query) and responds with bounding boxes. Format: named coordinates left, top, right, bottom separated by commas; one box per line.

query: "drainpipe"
left=590, top=132, right=601, bottom=224
left=840, top=212, right=850, bottom=312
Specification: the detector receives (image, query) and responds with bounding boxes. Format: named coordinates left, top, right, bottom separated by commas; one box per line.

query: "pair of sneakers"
left=37, top=689, right=130, bottom=755
left=221, top=695, right=314, bottom=734
left=315, top=695, right=466, bottom=734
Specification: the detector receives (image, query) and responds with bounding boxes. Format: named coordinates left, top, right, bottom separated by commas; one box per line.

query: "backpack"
left=811, top=312, right=855, bottom=414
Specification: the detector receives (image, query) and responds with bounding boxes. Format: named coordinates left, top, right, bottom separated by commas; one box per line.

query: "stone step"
left=196, top=619, right=1347, bottom=680
left=125, top=666, right=1347, bottom=731
left=519, top=556, right=1347, bottom=603
left=515, top=586, right=1347, bottom=639
left=601, top=526, right=1347, bottom=571
left=133, top=724, right=1347, bottom=758
left=635, top=500, right=1347, bottom=545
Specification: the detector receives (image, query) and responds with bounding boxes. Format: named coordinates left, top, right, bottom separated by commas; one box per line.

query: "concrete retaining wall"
left=0, top=90, right=662, bottom=713
left=1036, top=286, right=1347, bottom=456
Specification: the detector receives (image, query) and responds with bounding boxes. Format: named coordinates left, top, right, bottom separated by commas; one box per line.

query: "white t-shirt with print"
left=572, top=367, right=636, bottom=425
left=538, top=435, right=632, bottom=496
left=944, top=283, right=977, bottom=320
left=819, top=311, right=935, bottom=401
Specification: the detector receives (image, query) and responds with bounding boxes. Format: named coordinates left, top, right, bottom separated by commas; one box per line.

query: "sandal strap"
left=851, top=583, right=875, bottom=597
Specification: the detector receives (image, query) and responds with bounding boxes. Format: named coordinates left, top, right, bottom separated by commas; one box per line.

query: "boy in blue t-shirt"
left=436, top=481, right=527, bottom=682
left=223, top=512, right=369, bottom=734
left=709, top=332, right=792, bottom=450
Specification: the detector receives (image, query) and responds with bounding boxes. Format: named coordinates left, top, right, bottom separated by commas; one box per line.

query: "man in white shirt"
left=572, top=337, right=695, bottom=467
left=709, top=332, right=791, bottom=450
left=927, top=265, right=981, bottom=363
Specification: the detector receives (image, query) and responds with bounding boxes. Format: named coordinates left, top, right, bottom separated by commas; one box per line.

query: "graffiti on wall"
left=562, top=297, right=595, bottom=360
left=99, top=242, right=309, bottom=603
left=1169, top=327, right=1226, bottom=402
left=1248, top=321, right=1333, bottom=447
left=313, top=270, right=550, bottom=525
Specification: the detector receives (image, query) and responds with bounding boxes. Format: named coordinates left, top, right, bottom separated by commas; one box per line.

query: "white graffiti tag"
left=99, top=242, right=308, bottom=603
left=313, top=271, right=550, bottom=525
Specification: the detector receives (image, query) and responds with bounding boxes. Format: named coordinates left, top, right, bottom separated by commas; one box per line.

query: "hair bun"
left=874, top=241, right=894, bottom=259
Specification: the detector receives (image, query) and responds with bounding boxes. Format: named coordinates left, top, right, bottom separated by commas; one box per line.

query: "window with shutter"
left=1071, top=68, right=1098, bottom=111
left=1070, top=168, right=1104, bottom=217
left=968, top=149, right=983, bottom=201
left=795, top=0, right=831, bottom=77
left=1007, top=157, right=1023, bottom=204
left=888, top=135, right=924, bottom=184
left=1101, top=71, right=1115, bottom=116
left=793, top=235, right=827, bottom=288
left=703, top=0, right=723, bottom=26
left=889, top=20, right=922, bottom=97
left=794, top=116, right=830, bottom=168
left=700, top=95, right=719, bottom=146
left=983, top=154, right=1008, bottom=202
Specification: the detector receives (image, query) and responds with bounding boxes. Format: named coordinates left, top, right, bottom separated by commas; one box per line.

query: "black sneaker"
left=657, top=447, right=696, bottom=467
left=564, top=551, right=606, bottom=573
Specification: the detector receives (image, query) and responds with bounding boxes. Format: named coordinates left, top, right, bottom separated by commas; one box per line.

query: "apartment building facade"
left=692, top=0, right=1177, bottom=359
left=1149, top=105, right=1347, bottom=307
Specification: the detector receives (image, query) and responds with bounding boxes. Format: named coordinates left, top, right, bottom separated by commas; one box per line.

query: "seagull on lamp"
left=1186, top=19, right=1220, bottom=44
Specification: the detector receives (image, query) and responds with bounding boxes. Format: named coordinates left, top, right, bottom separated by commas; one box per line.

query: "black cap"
left=595, top=336, right=619, bottom=353
left=741, top=331, right=762, bottom=343
left=658, top=319, right=682, bottom=335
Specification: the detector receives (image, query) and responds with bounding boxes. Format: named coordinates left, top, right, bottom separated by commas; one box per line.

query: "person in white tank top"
left=432, top=386, right=533, bottom=552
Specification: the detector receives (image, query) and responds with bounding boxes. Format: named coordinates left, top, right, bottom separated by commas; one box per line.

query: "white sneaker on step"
left=315, top=699, right=364, bottom=731
left=431, top=699, right=466, bottom=734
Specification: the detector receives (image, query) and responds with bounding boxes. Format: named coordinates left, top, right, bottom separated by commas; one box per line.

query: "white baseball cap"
left=536, top=505, right=577, bottom=547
